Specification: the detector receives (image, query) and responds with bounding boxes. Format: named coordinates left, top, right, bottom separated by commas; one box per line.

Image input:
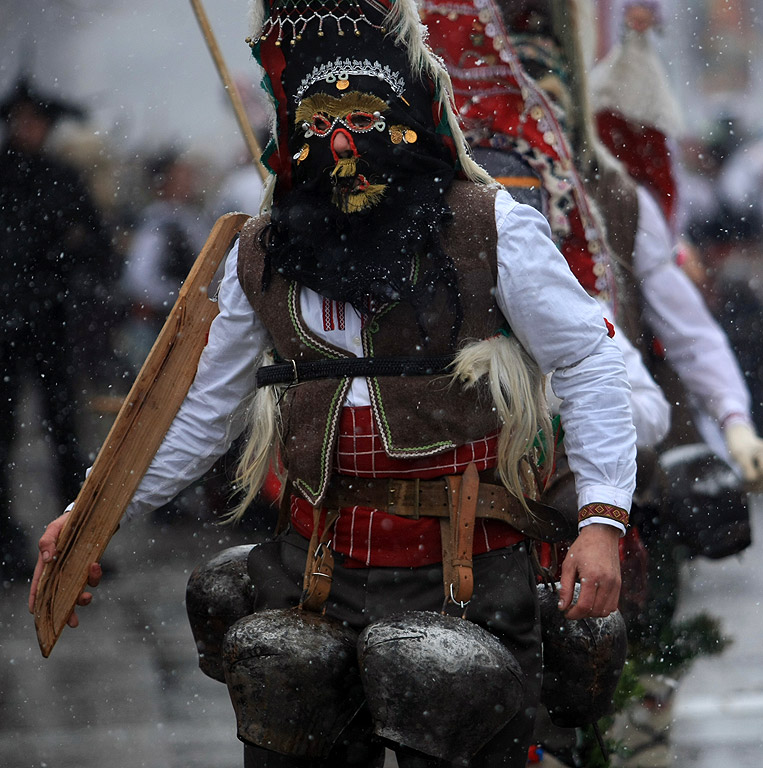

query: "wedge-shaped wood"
left=34, top=212, right=251, bottom=658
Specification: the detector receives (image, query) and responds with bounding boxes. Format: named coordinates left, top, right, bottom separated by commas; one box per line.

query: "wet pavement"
left=2, top=390, right=247, bottom=768
left=3, top=390, right=763, bottom=767
left=670, top=491, right=763, bottom=767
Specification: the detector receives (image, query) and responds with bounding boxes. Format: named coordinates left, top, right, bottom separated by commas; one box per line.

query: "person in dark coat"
left=0, top=78, right=111, bottom=582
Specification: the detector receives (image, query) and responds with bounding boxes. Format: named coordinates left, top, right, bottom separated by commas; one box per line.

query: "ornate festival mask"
left=246, top=0, right=484, bottom=207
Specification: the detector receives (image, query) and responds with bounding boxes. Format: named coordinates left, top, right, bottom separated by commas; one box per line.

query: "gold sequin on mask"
left=294, top=144, right=310, bottom=164
left=389, top=125, right=418, bottom=145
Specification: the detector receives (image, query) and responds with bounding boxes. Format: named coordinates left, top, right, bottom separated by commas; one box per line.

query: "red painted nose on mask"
left=331, top=128, right=357, bottom=161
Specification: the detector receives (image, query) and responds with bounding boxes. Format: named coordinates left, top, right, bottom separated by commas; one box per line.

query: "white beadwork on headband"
left=295, top=58, right=405, bottom=102
left=253, top=0, right=389, bottom=49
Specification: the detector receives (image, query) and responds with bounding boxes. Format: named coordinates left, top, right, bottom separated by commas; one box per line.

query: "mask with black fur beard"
left=261, top=71, right=460, bottom=339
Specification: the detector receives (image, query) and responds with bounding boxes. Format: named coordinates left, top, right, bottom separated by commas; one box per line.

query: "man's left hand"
left=557, top=523, right=621, bottom=620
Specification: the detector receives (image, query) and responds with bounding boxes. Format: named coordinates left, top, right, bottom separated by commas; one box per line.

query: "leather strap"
left=322, top=474, right=576, bottom=543
left=256, top=354, right=456, bottom=387
left=300, top=507, right=340, bottom=613
left=441, top=462, right=480, bottom=605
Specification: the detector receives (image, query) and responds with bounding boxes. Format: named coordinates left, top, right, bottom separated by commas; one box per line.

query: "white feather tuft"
left=228, top=351, right=285, bottom=522
left=451, top=334, right=552, bottom=507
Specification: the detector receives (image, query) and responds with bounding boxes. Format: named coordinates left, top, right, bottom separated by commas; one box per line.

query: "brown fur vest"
left=237, top=181, right=506, bottom=505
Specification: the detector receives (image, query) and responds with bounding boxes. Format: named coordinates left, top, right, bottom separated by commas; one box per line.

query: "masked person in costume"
left=420, top=0, right=671, bottom=457
left=588, top=0, right=763, bottom=483
left=422, top=0, right=763, bottom=480
left=30, top=0, right=636, bottom=765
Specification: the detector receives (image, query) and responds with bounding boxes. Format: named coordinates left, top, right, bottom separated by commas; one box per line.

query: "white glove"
left=724, top=421, right=763, bottom=483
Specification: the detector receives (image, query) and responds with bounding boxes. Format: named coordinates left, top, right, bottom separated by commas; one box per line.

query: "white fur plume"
left=451, top=334, right=552, bottom=506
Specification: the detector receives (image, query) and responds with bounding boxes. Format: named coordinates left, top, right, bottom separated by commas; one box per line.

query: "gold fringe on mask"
left=296, top=91, right=389, bottom=125
left=331, top=157, right=358, bottom=178
left=334, top=183, right=387, bottom=213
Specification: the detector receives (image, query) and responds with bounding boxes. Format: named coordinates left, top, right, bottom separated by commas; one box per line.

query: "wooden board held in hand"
left=33, top=212, right=251, bottom=658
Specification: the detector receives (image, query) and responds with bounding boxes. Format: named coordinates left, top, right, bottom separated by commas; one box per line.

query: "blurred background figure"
left=117, top=148, right=230, bottom=526
left=207, top=75, right=270, bottom=220
left=118, top=148, right=212, bottom=375
left=0, top=77, right=112, bottom=583
left=590, top=1, right=763, bottom=480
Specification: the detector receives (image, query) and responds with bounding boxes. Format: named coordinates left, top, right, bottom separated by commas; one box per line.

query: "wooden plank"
left=33, top=212, right=250, bottom=658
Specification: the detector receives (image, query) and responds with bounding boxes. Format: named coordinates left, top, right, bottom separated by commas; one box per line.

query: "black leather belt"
left=256, top=354, right=456, bottom=387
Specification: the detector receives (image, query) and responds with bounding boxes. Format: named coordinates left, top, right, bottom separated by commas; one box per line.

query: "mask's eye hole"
left=344, top=111, right=376, bottom=131
left=311, top=113, right=333, bottom=135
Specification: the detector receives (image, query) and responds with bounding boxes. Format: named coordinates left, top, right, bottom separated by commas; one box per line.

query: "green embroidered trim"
left=364, top=328, right=453, bottom=454
left=369, top=375, right=453, bottom=453
left=251, top=41, right=279, bottom=177
left=261, top=138, right=279, bottom=177
left=412, top=253, right=421, bottom=285
left=294, top=379, right=349, bottom=500
left=288, top=283, right=343, bottom=358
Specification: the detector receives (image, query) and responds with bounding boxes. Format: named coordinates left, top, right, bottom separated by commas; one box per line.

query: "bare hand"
left=29, top=512, right=102, bottom=628
left=557, top=524, right=621, bottom=620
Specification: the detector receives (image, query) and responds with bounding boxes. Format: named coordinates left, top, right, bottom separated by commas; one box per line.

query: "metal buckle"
left=314, top=539, right=332, bottom=560
left=311, top=540, right=333, bottom=579
left=290, top=358, right=299, bottom=385
left=449, top=582, right=470, bottom=609
left=441, top=584, right=471, bottom=619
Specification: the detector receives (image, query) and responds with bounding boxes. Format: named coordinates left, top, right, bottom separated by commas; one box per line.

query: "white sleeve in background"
left=718, top=140, right=763, bottom=217
left=543, top=317, right=671, bottom=450
left=121, top=227, right=176, bottom=312
left=494, top=191, right=636, bottom=529
left=124, top=242, right=272, bottom=521
left=635, top=186, right=752, bottom=427
left=610, top=321, right=671, bottom=449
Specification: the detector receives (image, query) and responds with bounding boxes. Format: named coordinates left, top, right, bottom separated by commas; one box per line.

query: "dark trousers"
left=0, top=309, right=84, bottom=577
left=242, top=530, right=541, bottom=768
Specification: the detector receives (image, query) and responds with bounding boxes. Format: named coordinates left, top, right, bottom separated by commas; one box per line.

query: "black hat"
left=0, top=77, right=86, bottom=123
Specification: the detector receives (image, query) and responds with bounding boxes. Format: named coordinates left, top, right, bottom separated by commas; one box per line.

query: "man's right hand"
left=28, top=512, right=102, bottom=628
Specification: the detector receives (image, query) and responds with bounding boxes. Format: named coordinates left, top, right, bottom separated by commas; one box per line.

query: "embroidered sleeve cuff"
left=578, top=503, right=629, bottom=530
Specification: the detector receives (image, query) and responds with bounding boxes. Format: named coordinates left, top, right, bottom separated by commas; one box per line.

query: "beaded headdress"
left=246, top=0, right=492, bottom=201
left=255, top=0, right=388, bottom=48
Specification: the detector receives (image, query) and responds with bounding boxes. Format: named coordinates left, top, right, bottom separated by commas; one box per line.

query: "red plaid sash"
left=291, top=407, right=524, bottom=566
